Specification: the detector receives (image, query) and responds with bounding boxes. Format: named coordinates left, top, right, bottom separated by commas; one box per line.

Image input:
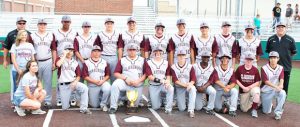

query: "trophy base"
left=126, top=107, right=138, bottom=115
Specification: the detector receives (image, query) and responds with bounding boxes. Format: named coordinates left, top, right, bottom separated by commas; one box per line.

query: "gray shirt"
left=286, top=8, right=293, bottom=17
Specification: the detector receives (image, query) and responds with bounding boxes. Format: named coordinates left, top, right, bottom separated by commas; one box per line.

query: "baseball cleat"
left=80, top=109, right=92, bottom=115
left=251, top=109, right=258, bottom=118
left=56, top=101, right=62, bottom=107
left=189, top=111, right=195, bottom=118
left=228, top=111, right=237, bottom=117
left=101, top=105, right=108, bottom=112
left=71, top=100, right=77, bottom=106
left=31, top=109, right=46, bottom=115
left=275, top=113, right=282, bottom=120
left=109, top=108, right=117, bottom=114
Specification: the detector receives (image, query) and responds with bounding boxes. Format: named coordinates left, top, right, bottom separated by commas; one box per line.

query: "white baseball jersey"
left=214, top=65, right=235, bottom=90
left=83, top=58, right=109, bottom=86
left=116, top=56, right=145, bottom=81
left=147, top=59, right=169, bottom=85
left=98, top=30, right=120, bottom=55
left=171, top=62, right=194, bottom=85
left=30, top=32, right=55, bottom=60
left=238, top=37, right=262, bottom=63
left=261, top=64, right=284, bottom=92
left=57, top=58, right=80, bottom=83
left=53, top=29, right=77, bottom=56
left=194, top=36, right=215, bottom=60
left=74, top=34, right=97, bottom=59
left=147, top=34, right=170, bottom=60
left=14, top=72, right=38, bottom=96
left=215, top=34, right=236, bottom=58
left=171, top=32, right=193, bottom=58
left=10, top=43, right=36, bottom=70
left=193, top=63, right=215, bottom=87
left=120, top=31, right=144, bottom=56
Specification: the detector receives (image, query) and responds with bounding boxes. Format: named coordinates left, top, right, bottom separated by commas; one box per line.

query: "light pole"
left=177, top=0, right=180, bottom=17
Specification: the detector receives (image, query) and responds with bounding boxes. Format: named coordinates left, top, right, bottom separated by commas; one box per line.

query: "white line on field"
left=215, top=113, right=239, bottom=127
left=43, top=109, right=53, bottom=127
left=142, top=94, right=169, bottom=127
left=109, top=114, right=120, bottom=127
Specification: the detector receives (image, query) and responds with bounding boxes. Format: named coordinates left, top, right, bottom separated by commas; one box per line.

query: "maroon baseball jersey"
left=144, top=35, right=173, bottom=60
left=145, top=59, right=171, bottom=85
left=171, top=62, right=196, bottom=86
left=117, top=31, right=146, bottom=56
left=235, top=65, right=261, bottom=93
left=56, top=57, right=81, bottom=83
left=191, top=36, right=218, bottom=60
left=114, top=56, right=146, bottom=81
left=28, top=32, right=56, bottom=60
left=214, top=34, right=238, bottom=58
left=261, top=64, right=284, bottom=92
left=169, top=32, right=194, bottom=57
left=82, top=58, right=110, bottom=85
left=193, top=63, right=219, bottom=87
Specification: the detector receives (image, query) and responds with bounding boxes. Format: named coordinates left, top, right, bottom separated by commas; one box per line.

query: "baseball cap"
left=177, top=50, right=187, bottom=55
left=245, top=24, right=254, bottom=30
left=127, top=43, right=139, bottom=50
left=92, top=45, right=101, bottom=51
left=61, top=15, right=71, bottom=22
left=82, top=21, right=91, bottom=27
left=153, top=45, right=164, bottom=52
left=155, top=22, right=165, bottom=28
left=201, top=51, right=211, bottom=57
left=200, top=22, right=209, bottom=28
left=127, top=16, right=136, bottom=23
left=245, top=52, right=255, bottom=60
left=176, top=18, right=186, bottom=25
left=105, top=17, right=114, bottom=24
left=64, top=44, right=74, bottom=50
left=219, top=53, right=232, bottom=59
left=222, top=21, right=231, bottom=27
left=37, top=18, right=47, bottom=24
left=276, top=21, right=286, bottom=27
left=269, top=51, right=279, bottom=58
left=16, top=17, right=27, bottom=23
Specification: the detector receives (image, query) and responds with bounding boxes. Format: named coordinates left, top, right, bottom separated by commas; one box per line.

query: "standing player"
left=214, top=21, right=238, bottom=68
left=109, top=43, right=147, bottom=114
left=28, top=18, right=56, bottom=108
left=235, top=52, right=261, bottom=118
left=191, top=22, right=218, bottom=64
left=74, top=21, right=98, bottom=82
left=171, top=49, right=196, bottom=118
left=145, top=46, right=174, bottom=114
left=193, top=51, right=217, bottom=115
left=117, top=16, right=146, bottom=59
left=169, top=18, right=195, bottom=65
left=144, top=22, right=172, bottom=61
left=261, top=51, right=286, bottom=120
left=82, top=46, right=111, bottom=111
left=53, top=15, right=78, bottom=106
left=213, top=53, right=238, bottom=117
left=96, top=17, right=120, bottom=82
left=3, top=17, right=31, bottom=104
left=55, top=45, right=91, bottom=114
left=238, top=24, right=263, bottom=67
left=13, top=60, right=47, bottom=116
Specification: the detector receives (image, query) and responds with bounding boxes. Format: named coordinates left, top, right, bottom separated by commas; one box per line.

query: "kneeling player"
left=193, top=51, right=217, bottom=115
left=82, top=46, right=111, bottom=111
left=145, top=46, right=174, bottom=114
left=236, top=52, right=260, bottom=118
left=214, top=53, right=238, bottom=117
left=261, top=51, right=286, bottom=120
left=171, top=50, right=196, bottom=118
left=56, top=45, right=91, bottom=114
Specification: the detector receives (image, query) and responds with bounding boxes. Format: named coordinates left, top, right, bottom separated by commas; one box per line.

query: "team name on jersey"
left=61, top=66, right=76, bottom=71
left=79, top=44, right=93, bottom=49
left=241, top=74, right=255, bottom=83
left=125, top=64, right=143, bottom=71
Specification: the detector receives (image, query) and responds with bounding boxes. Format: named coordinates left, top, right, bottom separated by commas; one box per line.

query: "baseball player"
left=171, top=49, right=196, bottom=118
left=13, top=60, right=47, bottom=116
left=145, top=46, right=174, bottom=114
left=117, top=16, right=146, bottom=59
left=82, top=45, right=111, bottom=111
left=144, top=22, right=173, bottom=61
left=191, top=22, right=218, bottom=64
left=74, top=21, right=98, bottom=82
left=193, top=51, right=217, bottom=115
left=214, top=21, right=238, bottom=68
left=96, top=17, right=120, bottom=82
left=53, top=15, right=78, bottom=106
left=261, top=51, right=286, bottom=120
left=3, top=17, right=31, bottom=104
left=109, top=43, right=147, bottom=114
left=55, top=44, right=91, bottom=114
left=213, top=53, right=238, bottom=117
left=169, top=18, right=195, bottom=65
left=28, top=18, right=56, bottom=108
left=235, top=52, right=261, bottom=118
left=237, top=24, right=263, bottom=67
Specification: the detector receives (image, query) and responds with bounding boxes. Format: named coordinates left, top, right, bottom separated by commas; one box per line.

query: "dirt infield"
left=0, top=89, right=300, bottom=127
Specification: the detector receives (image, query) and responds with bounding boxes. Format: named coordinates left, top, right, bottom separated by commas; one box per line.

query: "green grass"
left=0, top=65, right=299, bottom=104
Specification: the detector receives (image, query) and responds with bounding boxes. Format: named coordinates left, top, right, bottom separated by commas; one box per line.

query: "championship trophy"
left=126, top=90, right=138, bottom=114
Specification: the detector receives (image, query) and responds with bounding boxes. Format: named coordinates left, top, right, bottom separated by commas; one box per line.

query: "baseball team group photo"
left=0, top=0, right=300, bottom=127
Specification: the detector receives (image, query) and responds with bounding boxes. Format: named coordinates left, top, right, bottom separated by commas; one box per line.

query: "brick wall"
left=55, top=0, right=133, bottom=15
left=3, top=0, right=55, bottom=13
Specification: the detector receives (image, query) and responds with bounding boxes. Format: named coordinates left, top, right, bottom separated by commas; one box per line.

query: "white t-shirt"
left=10, top=42, right=36, bottom=70
left=14, top=72, right=38, bottom=97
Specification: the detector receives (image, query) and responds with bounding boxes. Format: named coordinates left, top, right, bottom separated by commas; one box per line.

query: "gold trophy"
left=126, top=90, right=138, bottom=114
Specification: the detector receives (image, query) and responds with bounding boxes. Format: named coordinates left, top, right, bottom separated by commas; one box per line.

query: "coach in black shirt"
left=266, top=21, right=297, bottom=94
